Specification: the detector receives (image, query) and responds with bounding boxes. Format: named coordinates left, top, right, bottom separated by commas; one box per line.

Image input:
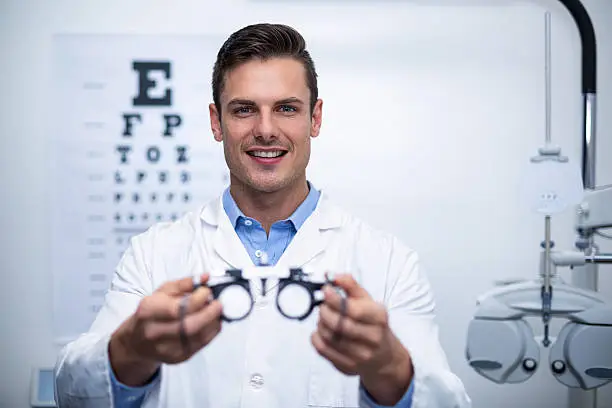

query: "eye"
left=277, top=105, right=297, bottom=113
left=233, top=106, right=254, bottom=115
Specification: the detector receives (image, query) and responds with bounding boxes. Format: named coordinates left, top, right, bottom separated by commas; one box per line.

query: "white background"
left=1, top=1, right=611, bottom=407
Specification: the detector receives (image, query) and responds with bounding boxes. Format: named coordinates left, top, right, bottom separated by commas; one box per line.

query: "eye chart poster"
left=51, top=35, right=229, bottom=343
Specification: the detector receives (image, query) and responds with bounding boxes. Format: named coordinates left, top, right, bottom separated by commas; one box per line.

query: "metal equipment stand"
left=554, top=1, right=598, bottom=407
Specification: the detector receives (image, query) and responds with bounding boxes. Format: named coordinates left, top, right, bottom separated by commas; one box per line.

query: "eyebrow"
left=227, top=97, right=305, bottom=107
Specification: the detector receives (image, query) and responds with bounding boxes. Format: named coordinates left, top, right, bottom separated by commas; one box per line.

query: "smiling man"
left=54, top=23, right=471, bottom=408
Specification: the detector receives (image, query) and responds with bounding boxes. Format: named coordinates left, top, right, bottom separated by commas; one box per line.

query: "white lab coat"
left=55, top=192, right=471, bottom=408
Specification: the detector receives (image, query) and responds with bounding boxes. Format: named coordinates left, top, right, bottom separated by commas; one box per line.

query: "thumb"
left=158, top=273, right=210, bottom=296
left=330, top=273, right=370, bottom=299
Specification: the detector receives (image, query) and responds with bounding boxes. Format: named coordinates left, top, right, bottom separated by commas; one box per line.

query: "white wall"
left=1, top=1, right=611, bottom=407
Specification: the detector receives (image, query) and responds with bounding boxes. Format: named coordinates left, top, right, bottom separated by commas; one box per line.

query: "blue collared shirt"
left=110, top=183, right=413, bottom=407
left=221, top=184, right=321, bottom=266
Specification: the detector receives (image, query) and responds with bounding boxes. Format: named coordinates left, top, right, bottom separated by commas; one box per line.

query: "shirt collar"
left=222, top=182, right=321, bottom=231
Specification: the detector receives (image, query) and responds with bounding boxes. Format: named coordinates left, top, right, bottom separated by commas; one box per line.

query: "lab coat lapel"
left=280, top=192, right=342, bottom=268
left=201, top=196, right=253, bottom=269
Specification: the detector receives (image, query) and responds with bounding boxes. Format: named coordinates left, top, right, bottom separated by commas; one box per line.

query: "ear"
left=209, top=103, right=223, bottom=142
left=310, top=99, right=323, bottom=138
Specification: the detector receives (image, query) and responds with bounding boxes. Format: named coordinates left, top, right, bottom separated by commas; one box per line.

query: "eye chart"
left=51, top=35, right=229, bottom=343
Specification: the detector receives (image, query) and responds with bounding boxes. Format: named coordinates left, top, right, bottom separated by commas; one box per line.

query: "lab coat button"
left=249, top=373, right=264, bottom=389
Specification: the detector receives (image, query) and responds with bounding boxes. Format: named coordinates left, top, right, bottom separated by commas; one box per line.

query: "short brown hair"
left=212, top=23, right=318, bottom=118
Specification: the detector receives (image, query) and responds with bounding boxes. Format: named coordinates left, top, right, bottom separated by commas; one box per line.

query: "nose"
left=253, top=108, right=277, bottom=142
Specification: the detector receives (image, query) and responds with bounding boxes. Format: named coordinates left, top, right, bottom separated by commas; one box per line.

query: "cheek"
left=282, top=122, right=312, bottom=148
left=230, top=120, right=254, bottom=136
left=222, top=126, right=250, bottom=151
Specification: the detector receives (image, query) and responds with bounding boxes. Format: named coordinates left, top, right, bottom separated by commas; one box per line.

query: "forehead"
left=221, top=57, right=309, bottom=103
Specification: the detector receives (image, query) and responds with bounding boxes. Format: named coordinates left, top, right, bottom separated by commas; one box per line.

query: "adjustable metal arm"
left=555, top=0, right=597, bottom=189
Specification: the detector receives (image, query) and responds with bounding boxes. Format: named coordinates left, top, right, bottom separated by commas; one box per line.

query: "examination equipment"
left=465, top=4, right=611, bottom=402
left=192, top=266, right=344, bottom=322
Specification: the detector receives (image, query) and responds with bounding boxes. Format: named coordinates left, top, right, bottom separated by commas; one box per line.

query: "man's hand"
left=109, top=274, right=223, bottom=386
left=311, top=274, right=413, bottom=405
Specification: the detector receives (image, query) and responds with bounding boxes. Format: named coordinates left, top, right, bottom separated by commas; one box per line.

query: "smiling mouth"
left=246, top=150, right=288, bottom=158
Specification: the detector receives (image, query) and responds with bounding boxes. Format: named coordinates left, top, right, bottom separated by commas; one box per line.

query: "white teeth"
left=250, top=150, right=284, bottom=158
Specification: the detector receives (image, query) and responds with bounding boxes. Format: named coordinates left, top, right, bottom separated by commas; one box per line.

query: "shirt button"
left=254, top=249, right=263, bottom=258
left=249, top=373, right=264, bottom=389
left=244, top=219, right=253, bottom=226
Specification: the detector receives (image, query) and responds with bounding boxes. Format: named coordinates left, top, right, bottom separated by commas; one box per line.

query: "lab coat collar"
left=199, top=189, right=342, bottom=230
left=199, top=189, right=343, bottom=269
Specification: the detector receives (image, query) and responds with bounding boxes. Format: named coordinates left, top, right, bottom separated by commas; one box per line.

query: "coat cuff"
left=109, top=360, right=161, bottom=406
left=359, top=379, right=414, bottom=408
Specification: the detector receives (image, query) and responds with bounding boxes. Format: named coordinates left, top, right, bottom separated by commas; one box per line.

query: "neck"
left=229, top=176, right=310, bottom=233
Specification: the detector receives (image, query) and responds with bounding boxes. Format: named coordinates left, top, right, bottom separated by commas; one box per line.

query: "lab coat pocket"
left=307, top=356, right=360, bottom=408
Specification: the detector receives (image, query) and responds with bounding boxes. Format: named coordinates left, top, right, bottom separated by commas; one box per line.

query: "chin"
left=247, top=174, right=293, bottom=194
left=250, top=181, right=286, bottom=193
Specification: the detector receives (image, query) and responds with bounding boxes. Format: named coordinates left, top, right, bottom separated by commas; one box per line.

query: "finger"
left=182, top=300, right=224, bottom=339
left=135, top=286, right=213, bottom=324
left=144, top=299, right=223, bottom=342
left=323, top=287, right=385, bottom=325
left=178, top=297, right=221, bottom=355
left=159, top=273, right=210, bottom=296
left=181, top=286, right=214, bottom=315
left=315, top=323, right=376, bottom=365
left=311, top=332, right=356, bottom=374
left=139, top=318, right=174, bottom=344
left=330, top=274, right=370, bottom=299
left=163, top=286, right=215, bottom=321
left=319, top=303, right=353, bottom=341
left=319, top=304, right=380, bottom=347
left=195, top=313, right=223, bottom=348
left=181, top=300, right=223, bottom=356
left=178, top=296, right=191, bottom=354
left=317, top=318, right=352, bottom=347
left=135, top=294, right=176, bottom=322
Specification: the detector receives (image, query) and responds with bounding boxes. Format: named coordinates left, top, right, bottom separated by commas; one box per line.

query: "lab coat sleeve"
left=384, top=239, right=472, bottom=408
left=54, top=232, right=159, bottom=408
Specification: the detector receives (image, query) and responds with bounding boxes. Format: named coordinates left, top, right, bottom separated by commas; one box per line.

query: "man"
left=54, top=23, right=471, bottom=407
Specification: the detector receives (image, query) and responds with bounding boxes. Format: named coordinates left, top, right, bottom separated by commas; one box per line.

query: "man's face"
left=209, top=57, right=322, bottom=193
